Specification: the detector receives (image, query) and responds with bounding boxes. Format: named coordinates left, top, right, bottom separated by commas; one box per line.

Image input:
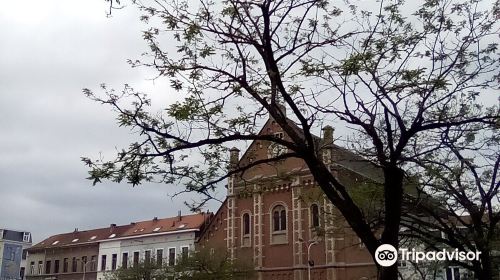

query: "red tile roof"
left=30, top=213, right=211, bottom=250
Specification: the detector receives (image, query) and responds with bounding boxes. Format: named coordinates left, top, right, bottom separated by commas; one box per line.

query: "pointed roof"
left=236, top=117, right=383, bottom=183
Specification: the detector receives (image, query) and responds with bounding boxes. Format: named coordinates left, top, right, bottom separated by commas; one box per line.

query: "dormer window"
left=23, top=232, right=31, bottom=242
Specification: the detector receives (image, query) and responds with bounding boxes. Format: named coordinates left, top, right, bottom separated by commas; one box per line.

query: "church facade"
left=198, top=117, right=379, bottom=280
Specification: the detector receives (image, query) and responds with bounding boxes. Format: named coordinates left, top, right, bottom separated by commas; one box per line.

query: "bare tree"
left=83, top=0, right=499, bottom=279
left=401, top=123, right=499, bottom=279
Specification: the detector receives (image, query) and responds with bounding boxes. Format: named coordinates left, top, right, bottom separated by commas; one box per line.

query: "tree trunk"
left=379, top=265, right=398, bottom=280
left=475, top=252, right=492, bottom=280
left=378, top=166, right=405, bottom=280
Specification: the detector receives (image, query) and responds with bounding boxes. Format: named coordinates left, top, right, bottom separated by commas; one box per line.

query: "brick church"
left=199, top=112, right=380, bottom=280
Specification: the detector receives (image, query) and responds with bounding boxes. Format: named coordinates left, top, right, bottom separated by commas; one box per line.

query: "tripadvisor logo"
left=374, top=244, right=482, bottom=267
left=375, top=244, right=398, bottom=267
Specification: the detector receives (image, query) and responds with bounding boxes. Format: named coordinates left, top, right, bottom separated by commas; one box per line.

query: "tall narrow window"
left=38, top=261, right=43, bottom=275
left=272, top=205, right=286, bottom=231
left=20, top=267, right=25, bottom=279
left=122, top=253, right=128, bottom=269
left=144, top=251, right=151, bottom=265
left=54, top=260, right=60, bottom=274
left=446, top=267, right=460, bottom=280
left=168, top=248, right=176, bottom=266
left=90, top=256, right=97, bottom=271
left=111, top=254, right=117, bottom=271
left=30, top=262, right=34, bottom=275
left=81, top=256, right=87, bottom=272
left=45, top=261, right=51, bottom=274
left=63, top=258, right=68, bottom=273
left=72, top=257, right=77, bottom=272
left=133, top=252, right=139, bottom=267
left=280, top=209, right=286, bottom=230
left=100, top=255, right=106, bottom=272
left=241, top=212, right=251, bottom=247
left=181, top=247, right=189, bottom=260
left=156, top=249, right=163, bottom=267
left=243, top=213, right=250, bottom=235
left=311, top=204, right=320, bottom=228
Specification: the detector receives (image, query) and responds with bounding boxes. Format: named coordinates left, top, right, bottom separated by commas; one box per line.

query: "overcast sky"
left=0, top=0, right=221, bottom=243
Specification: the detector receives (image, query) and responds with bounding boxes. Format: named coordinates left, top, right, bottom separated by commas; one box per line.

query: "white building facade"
left=96, top=215, right=208, bottom=280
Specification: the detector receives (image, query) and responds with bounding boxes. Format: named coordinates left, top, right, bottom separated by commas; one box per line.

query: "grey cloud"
left=0, top=1, right=216, bottom=243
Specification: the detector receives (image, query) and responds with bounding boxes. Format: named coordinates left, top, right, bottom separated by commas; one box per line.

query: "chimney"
left=130, top=222, right=136, bottom=225
left=110, top=224, right=116, bottom=231
left=74, top=228, right=78, bottom=233
left=322, top=125, right=334, bottom=146
left=229, top=147, right=240, bottom=170
left=178, top=210, right=182, bottom=221
left=153, top=217, right=158, bottom=222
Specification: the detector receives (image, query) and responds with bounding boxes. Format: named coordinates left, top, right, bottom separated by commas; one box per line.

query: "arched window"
left=241, top=212, right=251, bottom=247
left=272, top=205, right=287, bottom=232
left=242, top=213, right=250, bottom=235
left=311, top=204, right=320, bottom=228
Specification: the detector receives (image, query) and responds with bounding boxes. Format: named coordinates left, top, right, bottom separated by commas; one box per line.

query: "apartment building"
left=96, top=213, right=209, bottom=280
left=0, top=229, right=32, bottom=280
left=26, top=213, right=210, bottom=280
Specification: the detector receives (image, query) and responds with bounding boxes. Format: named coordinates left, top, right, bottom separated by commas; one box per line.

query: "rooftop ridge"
left=30, top=212, right=211, bottom=250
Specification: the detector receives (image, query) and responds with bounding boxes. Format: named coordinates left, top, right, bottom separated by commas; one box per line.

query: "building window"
left=271, top=204, right=288, bottom=244
left=243, top=213, right=251, bottom=235
left=111, top=254, right=117, bottom=271
left=156, top=249, right=163, bottom=267
left=72, top=257, right=77, bottom=272
left=38, top=261, right=43, bottom=275
left=272, top=205, right=287, bottom=232
left=23, top=232, right=31, bottom=242
left=63, top=258, right=68, bottom=273
left=145, top=250, right=151, bottom=265
left=20, top=267, right=25, bottom=279
left=45, top=261, right=51, bottom=274
left=241, top=212, right=251, bottom=247
left=30, top=262, right=34, bottom=275
left=181, top=246, right=189, bottom=260
left=311, top=204, right=320, bottom=228
left=122, top=252, right=128, bottom=269
left=168, top=248, right=176, bottom=266
left=54, top=260, right=60, bottom=274
left=133, top=252, right=139, bottom=267
left=446, top=267, right=460, bottom=280
left=81, top=256, right=87, bottom=271
left=90, top=256, right=97, bottom=271
left=101, top=255, right=106, bottom=272
left=22, top=249, right=28, bottom=260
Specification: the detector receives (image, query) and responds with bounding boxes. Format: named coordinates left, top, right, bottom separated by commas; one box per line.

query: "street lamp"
left=299, top=238, right=319, bottom=280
